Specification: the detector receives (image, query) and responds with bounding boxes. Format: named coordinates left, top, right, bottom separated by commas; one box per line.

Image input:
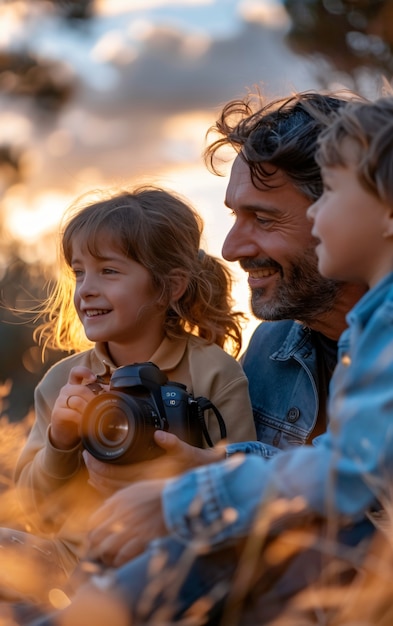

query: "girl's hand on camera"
left=50, top=366, right=97, bottom=450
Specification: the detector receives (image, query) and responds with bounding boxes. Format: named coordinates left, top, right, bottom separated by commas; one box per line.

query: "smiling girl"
left=14, top=185, right=255, bottom=577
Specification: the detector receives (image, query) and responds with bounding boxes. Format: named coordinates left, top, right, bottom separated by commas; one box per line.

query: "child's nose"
left=306, top=200, right=318, bottom=222
left=78, top=275, right=100, bottom=298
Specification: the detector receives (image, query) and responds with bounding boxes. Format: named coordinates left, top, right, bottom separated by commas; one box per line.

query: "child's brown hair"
left=315, top=96, right=393, bottom=204
left=36, top=185, right=246, bottom=357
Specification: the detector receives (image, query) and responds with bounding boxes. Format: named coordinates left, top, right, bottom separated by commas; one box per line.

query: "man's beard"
left=244, top=248, right=342, bottom=324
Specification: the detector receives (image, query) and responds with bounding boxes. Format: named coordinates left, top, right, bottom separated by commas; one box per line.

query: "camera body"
left=81, top=361, right=205, bottom=464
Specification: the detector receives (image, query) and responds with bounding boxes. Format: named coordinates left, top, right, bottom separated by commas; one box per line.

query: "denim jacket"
left=226, top=319, right=342, bottom=458
left=163, top=273, right=393, bottom=545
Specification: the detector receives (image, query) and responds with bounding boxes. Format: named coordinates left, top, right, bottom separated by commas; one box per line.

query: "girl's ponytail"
left=169, top=249, right=246, bottom=358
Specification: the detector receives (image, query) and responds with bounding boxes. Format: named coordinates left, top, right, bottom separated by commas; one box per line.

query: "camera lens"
left=96, top=408, right=132, bottom=447
left=82, top=391, right=163, bottom=464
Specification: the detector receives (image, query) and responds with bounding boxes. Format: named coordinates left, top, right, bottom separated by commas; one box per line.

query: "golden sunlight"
left=0, top=3, right=27, bottom=46
left=3, top=187, right=71, bottom=249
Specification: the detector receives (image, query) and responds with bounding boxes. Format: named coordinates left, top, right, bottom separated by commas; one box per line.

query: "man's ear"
left=168, top=269, right=189, bottom=303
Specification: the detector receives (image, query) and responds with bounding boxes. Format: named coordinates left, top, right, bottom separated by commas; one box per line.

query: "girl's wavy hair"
left=315, top=95, right=393, bottom=205
left=35, top=185, right=246, bottom=357
left=204, top=89, right=365, bottom=200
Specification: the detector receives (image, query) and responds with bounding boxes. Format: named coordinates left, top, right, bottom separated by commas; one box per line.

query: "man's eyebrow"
left=225, top=200, right=281, bottom=214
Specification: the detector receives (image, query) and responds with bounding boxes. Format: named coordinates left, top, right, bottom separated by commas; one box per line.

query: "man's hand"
left=87, top=479, right=167, bottom=567
left=84, top=431, right=226, bottom=494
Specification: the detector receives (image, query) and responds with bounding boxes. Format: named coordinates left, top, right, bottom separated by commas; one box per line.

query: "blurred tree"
left=45, top=0, right=94, bottom=21
left=0, top=144, right=23, bottom=194
left=0, top=255, right=69, bottom=422
left=50, top=0, right=94, bottom=20
left=0, top=0, right=96, bottom=114
left=283, top=0, right=393, bottom=76
left=0, top=0, right=94, bottom=422
left=0, top=0, right=94, bottom=21
left=0, top=52, right=74, bottom=113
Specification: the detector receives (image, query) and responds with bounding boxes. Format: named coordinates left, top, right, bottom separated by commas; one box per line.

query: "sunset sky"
left=0, top=0, right=339, bottom=346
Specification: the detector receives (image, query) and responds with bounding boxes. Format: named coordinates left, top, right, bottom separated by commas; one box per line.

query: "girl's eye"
left=102, top=268, right=118, bottom=274
left=72, top=268, right=83, bottom=278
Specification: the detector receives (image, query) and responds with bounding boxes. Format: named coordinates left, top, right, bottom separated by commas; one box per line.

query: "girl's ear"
left=168, top=269, right=189, bottom=303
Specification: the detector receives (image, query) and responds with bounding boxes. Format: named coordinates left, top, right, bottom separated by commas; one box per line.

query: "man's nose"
left=222, top=222, right=260, bottom=262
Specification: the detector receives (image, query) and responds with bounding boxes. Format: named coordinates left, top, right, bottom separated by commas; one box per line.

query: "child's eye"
left=72, top=268, right=84, bottom=279
left=102, top=268, right=118, bottom=275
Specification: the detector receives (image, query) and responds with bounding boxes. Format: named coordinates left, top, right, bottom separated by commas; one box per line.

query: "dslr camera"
left=81, top=361, right=226, bottom=465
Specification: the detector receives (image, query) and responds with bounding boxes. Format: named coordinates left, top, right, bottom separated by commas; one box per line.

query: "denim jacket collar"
left=270, top=321, right=313, bottom=361
left=347, top=272, right=393, bottom=329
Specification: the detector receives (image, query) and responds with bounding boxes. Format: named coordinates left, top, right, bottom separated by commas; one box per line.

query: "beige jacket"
left=14, top=334, right=255, bottom=573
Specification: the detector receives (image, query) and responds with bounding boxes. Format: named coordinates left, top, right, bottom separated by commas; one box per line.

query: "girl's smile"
left=83, top=309, right=112, bottom=317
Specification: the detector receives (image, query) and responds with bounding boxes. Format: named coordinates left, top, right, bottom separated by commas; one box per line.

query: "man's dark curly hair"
left=204, top=91, right=365, bottom=200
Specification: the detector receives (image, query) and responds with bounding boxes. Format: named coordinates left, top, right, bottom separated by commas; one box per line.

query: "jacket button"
left=287, top=407, right=300, bottom=422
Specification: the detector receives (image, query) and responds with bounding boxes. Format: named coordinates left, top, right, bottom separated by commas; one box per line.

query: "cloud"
left=83, top=7, right=318, bottom=113
left=0, top=0, right=320, bottom=248
left=95, top=0, right=215, bottom=17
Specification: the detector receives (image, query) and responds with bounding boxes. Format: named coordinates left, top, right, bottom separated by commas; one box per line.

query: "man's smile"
left=247, top=268, right=277, bottom=279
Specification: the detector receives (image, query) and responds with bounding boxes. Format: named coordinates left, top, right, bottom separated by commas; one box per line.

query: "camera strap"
left=191, top=397, right=227, bottom=447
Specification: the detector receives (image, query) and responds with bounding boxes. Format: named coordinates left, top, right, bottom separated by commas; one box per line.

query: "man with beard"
left=27, top=92, right=371, bottom=626
left=217, top=93, right=364, bottom=455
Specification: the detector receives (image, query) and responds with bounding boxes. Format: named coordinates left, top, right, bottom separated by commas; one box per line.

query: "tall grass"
left=0, top=409, right=393, bottom=625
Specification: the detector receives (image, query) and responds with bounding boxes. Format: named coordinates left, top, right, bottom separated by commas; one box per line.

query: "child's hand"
left=50, top=366, right=98, bottom=450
